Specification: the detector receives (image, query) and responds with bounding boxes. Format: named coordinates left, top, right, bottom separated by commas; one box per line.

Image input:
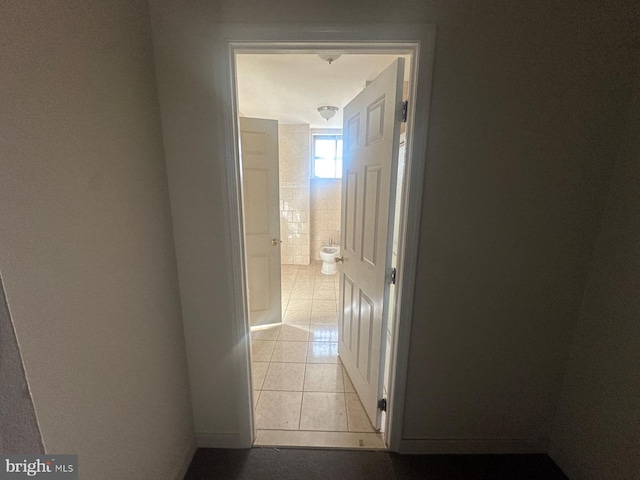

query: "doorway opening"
left=235, top=49, right=413, bottom=449
left=216, top=25, right=435, bottom=452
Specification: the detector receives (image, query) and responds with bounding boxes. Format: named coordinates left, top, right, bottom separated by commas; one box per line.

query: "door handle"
left=271, top=238, right=282, bottom=246
left=335, top=256, right=343, bottom=263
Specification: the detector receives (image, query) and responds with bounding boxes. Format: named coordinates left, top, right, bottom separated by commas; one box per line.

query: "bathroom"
left=236, top=52, right=408, bottom=448
left=278, top=123, right=342, bottom=271
left=237, top=52, right=409, bottom=273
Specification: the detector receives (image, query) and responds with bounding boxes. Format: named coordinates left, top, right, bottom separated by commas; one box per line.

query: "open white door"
left=240, top=117, right=282, bottom=327
left=338, top=59, right=404, bottom=429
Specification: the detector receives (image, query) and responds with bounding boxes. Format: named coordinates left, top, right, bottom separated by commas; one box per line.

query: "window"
left=312, top=133, right=343, bottom=179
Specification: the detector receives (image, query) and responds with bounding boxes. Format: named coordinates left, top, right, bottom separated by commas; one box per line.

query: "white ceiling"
left=236, top=54, right=409, bottom=129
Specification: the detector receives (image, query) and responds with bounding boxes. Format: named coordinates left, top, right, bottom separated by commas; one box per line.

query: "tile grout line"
left=342, top=365, right=349, bottom=433
left=295, top=264, right=306, bottom=432
left=298, top=358, right=306, bottom=431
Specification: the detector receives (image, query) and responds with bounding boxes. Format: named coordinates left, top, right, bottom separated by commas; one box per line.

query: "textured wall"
left=549, top=67, right=640, bottom=480
left=149, top=0, right=639, bottom=453
left=0, top=1, right=194, bottom=477
left=0, top=276, right=43, bottom=454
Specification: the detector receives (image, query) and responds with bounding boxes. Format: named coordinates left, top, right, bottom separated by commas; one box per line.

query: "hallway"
left=250, top=262, right=384, bottom=448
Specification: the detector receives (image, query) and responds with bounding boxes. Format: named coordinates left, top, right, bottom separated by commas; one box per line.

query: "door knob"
left=335, top=256, right=344, bottom=263
left=271, top=238, right=282, bottom=246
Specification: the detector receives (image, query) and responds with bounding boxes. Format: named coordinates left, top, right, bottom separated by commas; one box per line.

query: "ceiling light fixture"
left=318, top=54, right=341, bottom=65
left=317, top=106, right=339, bottom=121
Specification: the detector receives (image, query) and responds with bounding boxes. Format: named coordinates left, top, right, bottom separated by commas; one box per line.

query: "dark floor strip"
left=185, top=448, right=568, bottom=480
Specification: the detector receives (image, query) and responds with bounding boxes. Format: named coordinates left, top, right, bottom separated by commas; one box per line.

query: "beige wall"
left=549, top=67, right=640, bottom=479
left=279, top=124, right=311, bottom=265
left=400, top=3, right=638, bottom=444
left=310, top=179, right=342, bottom=260
left=149, top=0, right=639, bottom=457
left=0, top=1, right=194, bottom=477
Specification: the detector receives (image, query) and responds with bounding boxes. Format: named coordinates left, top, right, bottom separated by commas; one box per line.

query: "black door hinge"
left=402, top=100, right=408, bottom=123
left=378, top=398, right=387, bottom=412
left=388, top=267, right=397, bottom=285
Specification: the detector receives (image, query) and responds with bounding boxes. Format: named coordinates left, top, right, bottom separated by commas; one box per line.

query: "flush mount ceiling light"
left=317, top=106, right=339, bottom=121
left=318, top=53, right=341, bottom=65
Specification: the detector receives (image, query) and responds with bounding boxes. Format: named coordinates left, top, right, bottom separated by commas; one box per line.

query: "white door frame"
left=212, top=24, right=436, bottom=451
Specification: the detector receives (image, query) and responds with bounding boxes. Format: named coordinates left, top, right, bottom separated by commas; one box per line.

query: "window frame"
left=310, top=129, right=343, bottom=179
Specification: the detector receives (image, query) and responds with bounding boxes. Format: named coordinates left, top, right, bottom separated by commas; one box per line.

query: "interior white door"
left=240, top=117, right=282, bottom=327
left=338, top=59, right=405, bottom=428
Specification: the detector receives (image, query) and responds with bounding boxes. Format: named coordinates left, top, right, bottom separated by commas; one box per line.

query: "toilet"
left=319, top=246, right=340, bottom=275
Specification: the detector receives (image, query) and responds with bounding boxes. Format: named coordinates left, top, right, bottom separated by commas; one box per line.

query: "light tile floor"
left=251, top=261, right=384, bottom=449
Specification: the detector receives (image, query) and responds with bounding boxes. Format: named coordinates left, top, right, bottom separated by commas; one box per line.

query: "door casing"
left=213, top=24, right=436, bottom=451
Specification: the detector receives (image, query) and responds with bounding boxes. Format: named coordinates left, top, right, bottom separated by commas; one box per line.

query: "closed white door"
left=240, top=117, right=282, bottom=327
left=338, top=59, right=405, bottom=428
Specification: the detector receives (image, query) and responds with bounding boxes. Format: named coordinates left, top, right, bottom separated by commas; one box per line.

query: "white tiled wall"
left=310, top=179, right=342, bottom=260
left=279, top=124, right=310, bottom=265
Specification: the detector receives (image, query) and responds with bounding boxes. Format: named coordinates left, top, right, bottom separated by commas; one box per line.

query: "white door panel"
left=241, top=117, right=282, bottom=327
left=338, top=59, right=404, bottom=428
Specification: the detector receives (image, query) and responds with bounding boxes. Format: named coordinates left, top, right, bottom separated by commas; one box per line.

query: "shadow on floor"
left=184, top=448, right=568, bottom=480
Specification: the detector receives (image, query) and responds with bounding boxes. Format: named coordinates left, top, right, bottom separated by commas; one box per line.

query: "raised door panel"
left=361, top=165, right=382, bottom=268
